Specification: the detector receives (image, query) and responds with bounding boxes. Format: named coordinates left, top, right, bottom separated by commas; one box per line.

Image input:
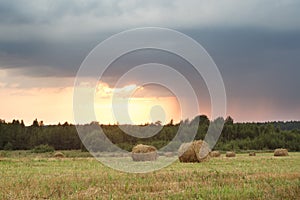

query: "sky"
left=0, top=0, right=300, bottom=125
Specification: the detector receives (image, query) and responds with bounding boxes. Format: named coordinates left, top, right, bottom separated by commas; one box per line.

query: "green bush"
left=31, top=144, right=55, bottom=153
left=116, top=143, right=134, bottom=151
left=4, top=142, right=13, bottom=150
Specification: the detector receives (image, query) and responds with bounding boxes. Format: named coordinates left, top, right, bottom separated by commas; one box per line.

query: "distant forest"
left=0, top=116, right=300, bottom=152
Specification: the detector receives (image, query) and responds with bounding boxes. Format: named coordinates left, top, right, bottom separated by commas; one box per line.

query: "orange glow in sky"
left=2, top=67, right=298, bottom=125
left=93, top=82, right=181, bottom=125
left=0, top=69, right=182, bottom=125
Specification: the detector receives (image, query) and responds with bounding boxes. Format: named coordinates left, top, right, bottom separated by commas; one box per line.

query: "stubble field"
left=0, top=151, right=299, bottom=199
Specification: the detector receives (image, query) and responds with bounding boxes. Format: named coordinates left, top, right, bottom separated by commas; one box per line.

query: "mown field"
left=0, top=151, right=299, bottom=199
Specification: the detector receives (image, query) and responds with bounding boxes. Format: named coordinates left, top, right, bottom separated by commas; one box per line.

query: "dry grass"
left=0, top=152, right=299, bottom=199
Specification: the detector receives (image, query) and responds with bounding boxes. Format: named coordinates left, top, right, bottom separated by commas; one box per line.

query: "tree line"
left=0, top=116, right=299, bottom=152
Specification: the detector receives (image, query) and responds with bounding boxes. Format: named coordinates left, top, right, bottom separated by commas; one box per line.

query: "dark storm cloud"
left=183, top=28, right=300, bottom=116
left=0, top=39, right=97, bottom=77
left=1, top=0, right=300, bottom=78
left=188, top=28, right=300, bottom=99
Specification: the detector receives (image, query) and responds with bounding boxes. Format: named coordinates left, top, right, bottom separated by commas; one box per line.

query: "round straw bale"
left=210, top=150, right=221, bottom=157
left=226, top=151, right=236, bottom=157
left=131, top=144, right=158, bottom=161
left=274, top=148, right=288, bottom=156
left=249, top=152, right=256, bottom=156
left=178, top=142, right=198, bottom=162
left=193, top=140, right=211, bottom=162
left=164, top=152, right=174, bottom=157
left=178, top=140, right=211, bottom=162
left=53, top=151, right=65, bottom=158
